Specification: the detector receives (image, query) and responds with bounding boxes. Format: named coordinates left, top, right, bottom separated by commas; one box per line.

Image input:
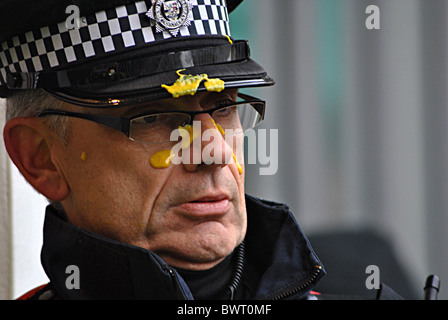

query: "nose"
left=182, top=113, right=236, bottom=173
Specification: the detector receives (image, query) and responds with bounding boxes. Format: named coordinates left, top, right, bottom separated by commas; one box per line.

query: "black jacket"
left=22, top=195, right=326, bottom=300
left=20, top=195, right=402, bottom=300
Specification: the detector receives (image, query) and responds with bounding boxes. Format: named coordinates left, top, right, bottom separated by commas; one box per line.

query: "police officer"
left=1, top=0, right=400, bottom=300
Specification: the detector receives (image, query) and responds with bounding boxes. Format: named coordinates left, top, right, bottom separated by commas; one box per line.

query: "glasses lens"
left=238, top=102, right=263, bottom=131
left=128, top=102, right=263, bottom=144
left=130, top=113, right=190, bottom=144
left=212, top=103, right=262, bottom=132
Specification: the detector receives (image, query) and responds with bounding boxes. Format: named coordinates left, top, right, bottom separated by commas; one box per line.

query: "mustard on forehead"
left=162, top=69, right=225, bottom=98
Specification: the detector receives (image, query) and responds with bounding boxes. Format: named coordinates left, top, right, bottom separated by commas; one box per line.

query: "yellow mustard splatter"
left=232, top=152, right=243, bottom=175
left=81, top=152, right=87, bottom=162
left=224, top=35, right=233, bottom=44
left=149, top=124, right=197, bottom=168
left=150, top=150, right=175, bottom=169
left=162, top=69, right=225, bottom=98
left=217, top=124, right=225, bottom=136
left=204, top=78, right=225, bottom=93
left=211, top=119, right=242, bottom=175
left=178, top=124, right=201, bottom=149
left=210, top=119, right=226, bottom=136
left=149, top=121, right=242, bottom=175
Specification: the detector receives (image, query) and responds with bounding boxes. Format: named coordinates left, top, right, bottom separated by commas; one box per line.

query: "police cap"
left=0, top=0, right=274, bottom=107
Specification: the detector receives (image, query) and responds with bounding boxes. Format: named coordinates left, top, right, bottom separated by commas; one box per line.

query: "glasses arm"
left=36, top=93, right=266, bottom=139
left=38, top=110, right=132, bottom=137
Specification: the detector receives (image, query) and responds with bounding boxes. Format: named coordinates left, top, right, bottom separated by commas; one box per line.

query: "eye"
left=133, top=115, right=158, bottom=126
left=215, top=99, right=236, bottom=108
left=215, top=106, right=233, bottom=115
left=213, top=106, right=238, bottom=122
left=143, top=116, right=157, bottom=124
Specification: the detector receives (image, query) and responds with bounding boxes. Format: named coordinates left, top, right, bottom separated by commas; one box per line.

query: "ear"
left=3, top=117, right=69, bottom=202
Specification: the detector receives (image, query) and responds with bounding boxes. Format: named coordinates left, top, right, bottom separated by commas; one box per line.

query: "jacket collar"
left=40, top=195, right=324, bottom=300
left=41, top=206, right=192, bottom=300
left=244, top=195, right=325, bottom=299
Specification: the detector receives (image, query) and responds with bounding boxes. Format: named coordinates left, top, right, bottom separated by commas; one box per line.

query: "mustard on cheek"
left=149, top=125, right=195, bottom=169
left=149, top=150, right=175, bottom=169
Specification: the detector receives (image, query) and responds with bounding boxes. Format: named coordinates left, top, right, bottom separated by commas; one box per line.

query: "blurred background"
left=1, top=0, right=448, bottom=299
left=237, top=0, right=448, bottom=299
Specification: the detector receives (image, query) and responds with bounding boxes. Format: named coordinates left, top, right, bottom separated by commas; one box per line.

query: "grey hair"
left=5, top=89, right=70, bottom=210
left=5, top=89, right=71, bottom=142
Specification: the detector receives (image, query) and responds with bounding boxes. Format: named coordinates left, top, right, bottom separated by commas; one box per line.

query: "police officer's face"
left=53, top=89, right=247, bottom=270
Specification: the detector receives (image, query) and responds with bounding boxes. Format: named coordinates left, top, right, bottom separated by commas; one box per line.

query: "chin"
left=161, top=231, right=242, bottom=271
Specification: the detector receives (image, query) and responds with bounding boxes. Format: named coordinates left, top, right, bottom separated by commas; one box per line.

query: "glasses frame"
left=37, top=93, right=266, bottom=143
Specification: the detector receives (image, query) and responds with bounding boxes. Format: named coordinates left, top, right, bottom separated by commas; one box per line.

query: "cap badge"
left=146, top=0, right=194, bottom=37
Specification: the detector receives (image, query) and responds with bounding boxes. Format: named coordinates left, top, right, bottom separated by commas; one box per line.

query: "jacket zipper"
left=165, top=266, right=192, bottom=300
left=166, top=263, right=323, bottom=300
left=271, top=264, right=323, bottom=300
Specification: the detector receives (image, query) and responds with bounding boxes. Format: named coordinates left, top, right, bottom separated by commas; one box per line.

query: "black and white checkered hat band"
left=0, top=0, right=231, bottom=88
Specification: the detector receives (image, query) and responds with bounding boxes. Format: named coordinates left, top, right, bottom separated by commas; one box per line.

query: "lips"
left=191, top=194, right=229, bottom=203
left=176, top=194, right=231, bottom=217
